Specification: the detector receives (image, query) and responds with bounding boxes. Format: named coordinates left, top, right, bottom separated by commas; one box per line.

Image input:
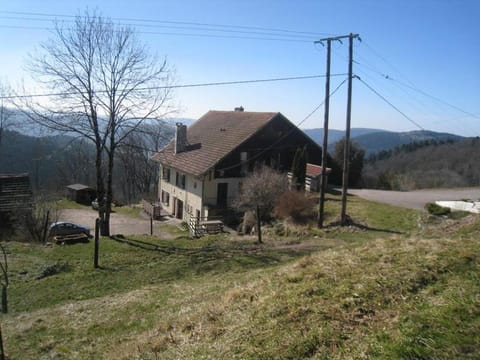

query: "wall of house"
left=158, top=165, right=204, bottom=221
left=214, top=115, right=323, bottom=179
left=203, top=170, right=243, bottom=208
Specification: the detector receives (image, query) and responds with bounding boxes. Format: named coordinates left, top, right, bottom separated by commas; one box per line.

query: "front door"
left=217, top=183, right=228, bottom=208
left=176, top=199, right=184, bottom=219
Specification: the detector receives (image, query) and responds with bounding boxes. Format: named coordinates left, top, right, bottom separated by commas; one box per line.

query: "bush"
left=274, top=191, right=315, bottom=224
left=425, top=203, right=451, bottom=216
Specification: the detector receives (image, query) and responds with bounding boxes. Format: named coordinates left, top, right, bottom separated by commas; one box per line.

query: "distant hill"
left=303, top=128, right=382, bottom=146
left=362, top=137, right=480, bottom=190
left=166, top=117, right=196, bottom=127
left=303, top=128, right=464, bottom=155
left=354, top=130, right=464, bottom=155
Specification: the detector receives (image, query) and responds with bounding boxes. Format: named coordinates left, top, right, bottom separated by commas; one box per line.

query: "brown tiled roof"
left=306, top=163, right=331, bottom=178
left=152, top=110, right=279, bottom=176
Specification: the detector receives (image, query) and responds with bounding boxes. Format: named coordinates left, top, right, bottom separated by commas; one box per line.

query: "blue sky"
left=1, top=0, right=479, bottom=136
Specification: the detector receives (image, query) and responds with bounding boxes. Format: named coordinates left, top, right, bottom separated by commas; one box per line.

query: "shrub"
left=425, top=203, right=451, bottom=216
left=274, top=191, right=315, bottom=224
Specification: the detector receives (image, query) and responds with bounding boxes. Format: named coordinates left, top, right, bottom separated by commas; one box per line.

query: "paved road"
left=348, top=188, right=480, bottom=210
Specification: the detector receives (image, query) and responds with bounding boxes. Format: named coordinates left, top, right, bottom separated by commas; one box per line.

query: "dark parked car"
left=49, top=222, right=91, bottom=238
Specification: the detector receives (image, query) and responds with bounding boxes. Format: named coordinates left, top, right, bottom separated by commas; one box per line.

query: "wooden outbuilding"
left=0, top=173, right=33, bottom=213
left=0, top=173, right=33, bottom=231
left=66, top=184, right=96, bottom=205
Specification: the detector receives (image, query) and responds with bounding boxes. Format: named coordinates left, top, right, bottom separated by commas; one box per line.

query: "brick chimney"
left=174, top=123, right=187, bottom=154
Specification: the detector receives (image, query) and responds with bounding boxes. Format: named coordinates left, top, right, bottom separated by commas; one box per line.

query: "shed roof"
left=306, top=163, right=331, bottom=178
left=66, top=183, right=94, bottom=191
left=152, top=110, right=279, bottom=176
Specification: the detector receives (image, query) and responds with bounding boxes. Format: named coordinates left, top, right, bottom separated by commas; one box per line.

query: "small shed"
left=0, top=173, right=33, bottom=213
left=66, top=184, right=96, bottom=205
left=305, top=163, right=331, bottom=192
left=0, top=173, right=33, bottom=231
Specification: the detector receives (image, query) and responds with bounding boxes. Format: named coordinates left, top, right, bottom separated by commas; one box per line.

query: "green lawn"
left=1, top=195, right=479, bottom=359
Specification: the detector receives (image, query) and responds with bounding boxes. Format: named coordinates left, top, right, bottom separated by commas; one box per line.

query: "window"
left=175, top=172, right=186, bottom=189
left=162, top=167, right=171, bottom=182
left=161, top=190, right=170, bottom=206
left=240, top=152, right=248, bottom=175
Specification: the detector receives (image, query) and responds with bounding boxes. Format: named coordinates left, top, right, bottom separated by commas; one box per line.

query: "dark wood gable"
left=214, top=114, right=322, bottom=178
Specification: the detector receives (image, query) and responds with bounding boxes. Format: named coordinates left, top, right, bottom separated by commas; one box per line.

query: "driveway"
left=58, top=208, right=180, bottom=237
left=348, top=188, right=480, bottom=210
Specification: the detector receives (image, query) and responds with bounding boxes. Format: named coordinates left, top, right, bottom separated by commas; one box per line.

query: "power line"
left=388, top=78, right=480, bottom=121
left=356, top=76, right=425, bottom=131
left=0, top=10, right=335, bottom=38
left=354, top=59, right=480, bottom=127
left=1, top=74, right=347, bottom=100
left=360, top=40, right=417, bottom=88
left=0, top=15, right=320, bottom=41
left=0, top=24, right=317, bottom=43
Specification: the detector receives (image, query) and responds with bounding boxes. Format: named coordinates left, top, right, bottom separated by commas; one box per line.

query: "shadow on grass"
left=108, top=235, right=314, bottom=273
left=326, top=215, right=405, bottom=235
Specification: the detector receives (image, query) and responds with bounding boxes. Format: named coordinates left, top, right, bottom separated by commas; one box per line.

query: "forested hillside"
left=362, top=137, right=480, bottom=190
left=353, top=130, right=464, bottom=155
left=303, top=127, right=382, bottom=146
left=0, top=123, right=174, bottom=202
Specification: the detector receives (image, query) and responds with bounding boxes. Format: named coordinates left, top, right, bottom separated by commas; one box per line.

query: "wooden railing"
left=142, top=199, right=162, bottom=220
left=188, top=216, right=224, bottom=237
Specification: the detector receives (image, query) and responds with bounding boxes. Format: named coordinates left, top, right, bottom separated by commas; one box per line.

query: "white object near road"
left=435, top=201, right=480, bottom=214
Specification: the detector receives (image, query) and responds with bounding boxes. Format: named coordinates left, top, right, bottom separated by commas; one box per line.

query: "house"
left=65, top=183, right=96, bottom=205
left=0, top=173, right=33, bottom=230
left=152, top=108, right=322, bottom=222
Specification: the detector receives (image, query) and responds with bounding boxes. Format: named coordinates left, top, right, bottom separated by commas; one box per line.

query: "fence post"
left=150, top=215, right=153, bottom=236
left=0, top=323, right=5, bottom=360
left=94, top=218, right=100, bottom=269
left=42, top=210, right=50, bottom=243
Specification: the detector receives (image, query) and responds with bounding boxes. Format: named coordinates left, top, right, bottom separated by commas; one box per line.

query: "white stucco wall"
left=159, top=165, right=204, bottom=221
left=203, top=172, right=243, bottom=207
left=159, top=166, right=244, bottom=220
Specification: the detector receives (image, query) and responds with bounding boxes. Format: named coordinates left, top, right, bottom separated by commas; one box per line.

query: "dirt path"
left=59, top=208, right=181, bottom=238
left=348, top=188, right=480, bottom=210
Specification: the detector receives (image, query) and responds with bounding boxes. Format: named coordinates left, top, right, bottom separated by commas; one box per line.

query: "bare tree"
left=56, top=138, right=95, bottom=186
left=116, top=121, right=174, bottom=203
left=0, top=83, right=14, bottom=154
left=235, top=165, right=288, bottom=243
left=22, top=10, right=173, bottom=235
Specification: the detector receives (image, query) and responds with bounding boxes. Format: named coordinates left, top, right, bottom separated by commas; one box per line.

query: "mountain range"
left=303, top=128, right=465, bottom=155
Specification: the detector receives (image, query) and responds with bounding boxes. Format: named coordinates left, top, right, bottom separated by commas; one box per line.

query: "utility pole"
left=316, top=38, right=332, bottom=228
left=315, top=33, right=359, bottom=228
left=341, top=33, right=360, bottom=225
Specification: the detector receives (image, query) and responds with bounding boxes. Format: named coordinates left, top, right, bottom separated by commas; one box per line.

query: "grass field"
left=1, top=194, right=479, bottom=359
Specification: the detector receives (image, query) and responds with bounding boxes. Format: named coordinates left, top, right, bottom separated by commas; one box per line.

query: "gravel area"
left=58, top=208, right=181, bottom=237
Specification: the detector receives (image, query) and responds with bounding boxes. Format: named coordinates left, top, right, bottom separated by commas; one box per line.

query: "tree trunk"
left=103, top=135, right=116, bottom=237
left=95, top=143, right=107, bottom=236
left=1, top=285, right=7, bottom=314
